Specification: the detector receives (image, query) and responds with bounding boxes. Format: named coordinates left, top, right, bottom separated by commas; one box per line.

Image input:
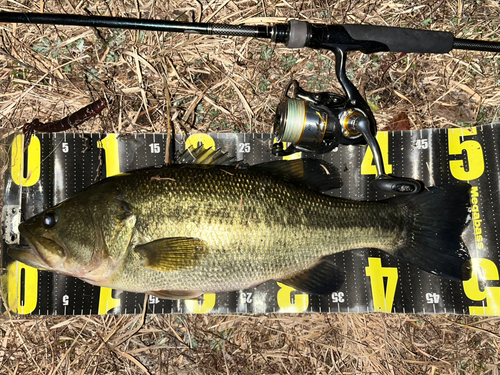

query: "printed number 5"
left=463, top=258, right=500, bottom=315
left=448, top=128, right=484, bottom=181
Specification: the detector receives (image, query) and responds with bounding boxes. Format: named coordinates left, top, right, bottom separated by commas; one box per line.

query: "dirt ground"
left=1, top=0, right=500, bottom=373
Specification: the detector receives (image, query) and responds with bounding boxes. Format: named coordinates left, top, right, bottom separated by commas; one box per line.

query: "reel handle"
left=348, top=116, right=421, bottom=195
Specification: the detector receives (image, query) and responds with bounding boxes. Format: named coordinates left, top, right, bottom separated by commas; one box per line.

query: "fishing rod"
left=2, top=12, right=499, bottom=194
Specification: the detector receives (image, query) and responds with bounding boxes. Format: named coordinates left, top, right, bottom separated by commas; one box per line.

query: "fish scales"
left=105, top=166, right=404, bottom=293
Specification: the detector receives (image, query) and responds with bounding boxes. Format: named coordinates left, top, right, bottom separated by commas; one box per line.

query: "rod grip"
left=343, top=24, right=454, bottom=53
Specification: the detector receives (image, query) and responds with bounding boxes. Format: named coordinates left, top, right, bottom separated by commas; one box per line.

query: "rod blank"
left=0, top=12, right=273, bottom=38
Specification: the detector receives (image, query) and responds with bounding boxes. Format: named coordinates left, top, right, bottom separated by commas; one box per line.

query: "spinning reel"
left=271, top=64, right=422, bottom=195
left=272, top=78, right=422, bottom=195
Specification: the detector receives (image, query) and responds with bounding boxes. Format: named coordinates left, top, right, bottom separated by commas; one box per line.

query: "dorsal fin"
left=252, top=158, right=342, bottom=193
left=175, top=144, right=341, bottom=192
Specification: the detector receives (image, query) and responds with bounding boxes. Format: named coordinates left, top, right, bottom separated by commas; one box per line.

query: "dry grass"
left=1, top=0, right=500, bottom=374
left=1, top=311, right=500, bottom=374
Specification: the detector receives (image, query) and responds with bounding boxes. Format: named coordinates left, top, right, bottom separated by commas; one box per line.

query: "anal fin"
left=279, top=257, right=345, bottom=295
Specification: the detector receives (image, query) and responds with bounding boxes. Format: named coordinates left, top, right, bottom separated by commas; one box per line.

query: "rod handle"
left=343, top=24, right=454, bottom=53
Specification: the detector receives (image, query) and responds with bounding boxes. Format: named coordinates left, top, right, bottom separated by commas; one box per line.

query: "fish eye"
left=43, top=212, right=58, bottom=228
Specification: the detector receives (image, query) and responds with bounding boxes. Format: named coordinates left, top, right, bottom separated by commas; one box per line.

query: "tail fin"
left=390, top=183, right=472, bottom=280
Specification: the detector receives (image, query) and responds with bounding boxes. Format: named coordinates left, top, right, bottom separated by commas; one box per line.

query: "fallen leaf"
left=381, top=112, right=411, bottom=131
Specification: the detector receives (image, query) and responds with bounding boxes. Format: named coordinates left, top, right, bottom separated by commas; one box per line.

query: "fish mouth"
left=8, top=245, right=50, bottom=270
left=12, top=225, right=67, bottom=270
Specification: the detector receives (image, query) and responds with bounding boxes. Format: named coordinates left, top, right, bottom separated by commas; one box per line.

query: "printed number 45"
left=416, top=139, right=428, bottom=149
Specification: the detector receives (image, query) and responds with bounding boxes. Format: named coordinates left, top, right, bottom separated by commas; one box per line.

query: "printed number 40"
left=365, top=258, right=398, bottom=312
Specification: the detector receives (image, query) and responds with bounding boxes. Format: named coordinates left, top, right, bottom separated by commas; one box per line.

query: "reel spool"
left=274, top=98, right=341, bottom=152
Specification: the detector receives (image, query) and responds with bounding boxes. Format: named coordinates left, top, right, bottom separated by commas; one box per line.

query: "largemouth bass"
left=10, top=158, right=471, bottom=299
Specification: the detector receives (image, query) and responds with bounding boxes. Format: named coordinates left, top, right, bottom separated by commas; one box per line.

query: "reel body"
left=273, top=81, right=372, bottom=154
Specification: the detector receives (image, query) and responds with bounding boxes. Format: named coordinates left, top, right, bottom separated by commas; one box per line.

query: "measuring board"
left=2, top=124, right=500, bottom=315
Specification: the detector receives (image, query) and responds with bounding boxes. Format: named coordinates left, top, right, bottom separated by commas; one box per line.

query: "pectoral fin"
left=148, top=290, right=204, bottom=300
left=135, top=237, right=209, bottom=272
left=279, top=257, right=345, bottom=295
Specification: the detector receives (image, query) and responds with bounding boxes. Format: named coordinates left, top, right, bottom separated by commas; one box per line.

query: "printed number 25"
left=238, top=143, right=250, bottom=153
left=448, top=128, right=484, bottom=181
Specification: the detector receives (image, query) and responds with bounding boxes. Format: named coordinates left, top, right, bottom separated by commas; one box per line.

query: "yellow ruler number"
left=361, top=132, right=393, bottom=176
left=185, top=134, right=216, bottom=151
left=448, top=127, right=485, bottom=181
left=6, top=261, right=38, bottom=314
left=282, top=145, right=302, bottom=160
left=96, top=134, right=122, bottom=313
left=97, top=134, right=121, bottom=177
left=272, top=137, right=302, bottom=161
left=365, top=257, right=398, bottom=312
left=8, top=135, right=41, bottom=313
left=276, top=282, right=309, bottom=312
left=11, top=134, right=41, bottom=187
left=463, top=258, right=500, bottom=316
left=277, top=141, right=307, bottom=312
left=185, top=294, right=216, bottom=314
left=98, top=288, right=122, bottom=315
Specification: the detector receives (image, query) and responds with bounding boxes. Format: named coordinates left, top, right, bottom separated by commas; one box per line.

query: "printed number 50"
left=448, top=128, right=484, bottom=181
